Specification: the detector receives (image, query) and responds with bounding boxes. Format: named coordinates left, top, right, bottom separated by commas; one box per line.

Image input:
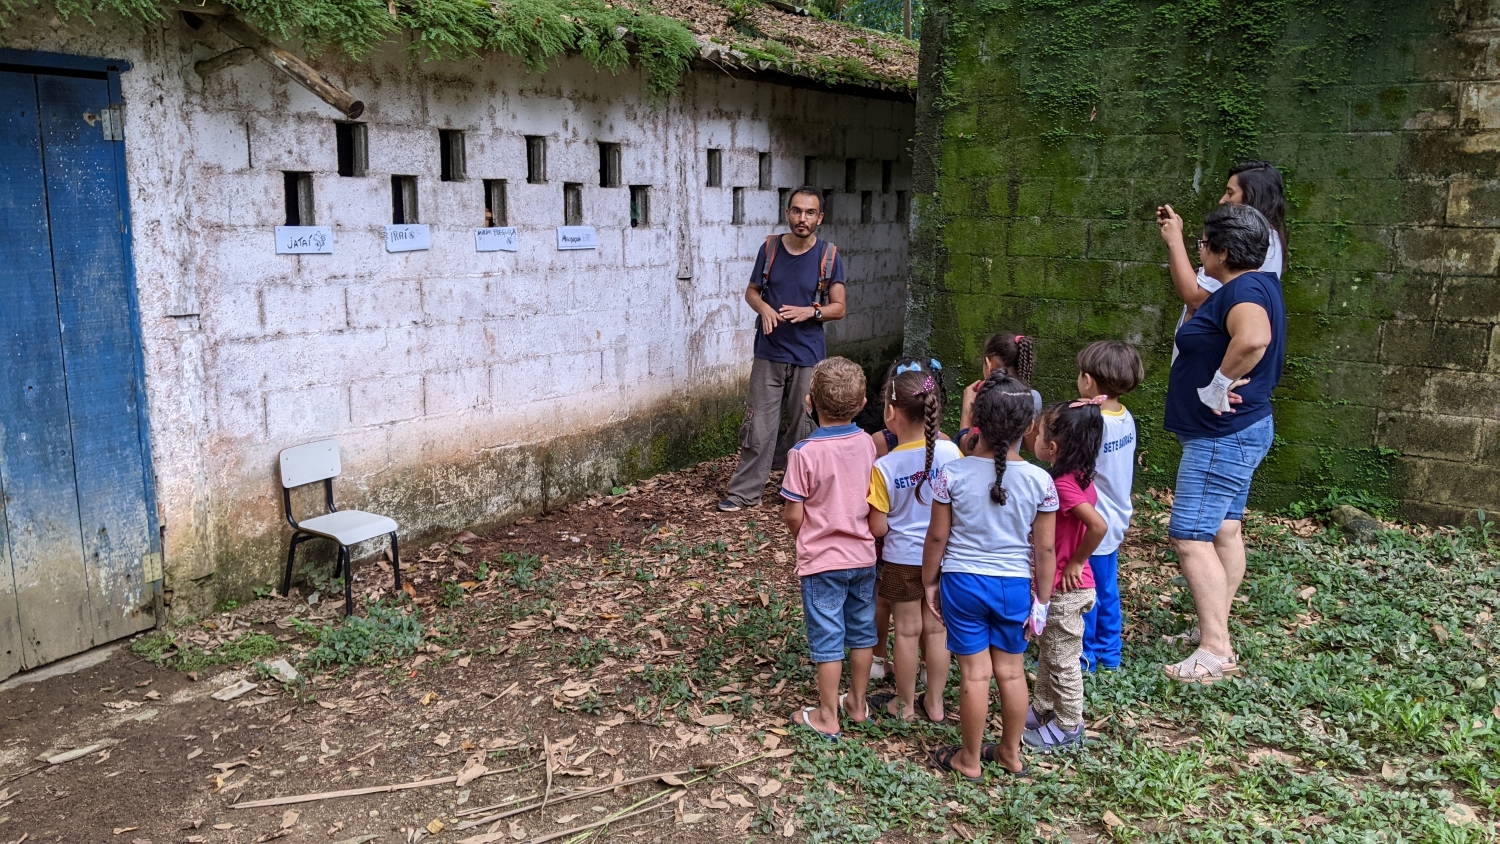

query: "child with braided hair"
left=924, top=372, right=1058, bottom=781
left=959, top=332, right=1043, bottom=453
left=866, top=362, right=961, bottom=722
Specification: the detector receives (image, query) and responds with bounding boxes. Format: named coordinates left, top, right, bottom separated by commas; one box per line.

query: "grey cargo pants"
left=724, top=357, right=817, bottom=506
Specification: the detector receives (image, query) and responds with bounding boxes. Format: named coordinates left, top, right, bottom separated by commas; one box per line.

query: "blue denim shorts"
left=939, top=572, right=1031, bottom=656
left=800, top=566, right=878, bottom=664
left=1170, top=415, right=1274, bottom=542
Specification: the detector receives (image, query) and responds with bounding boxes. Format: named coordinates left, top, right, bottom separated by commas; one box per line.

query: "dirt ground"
left=0, top=459, right=888, bottom=844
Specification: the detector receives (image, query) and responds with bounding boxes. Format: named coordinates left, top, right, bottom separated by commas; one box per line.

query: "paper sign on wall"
left=275, top=226, right=333, bottom=254
left=476, top=227, right=519, bottom=252
left=385, top=224, right=431, bottom=252
left=556, top=226, right=598, bottom=251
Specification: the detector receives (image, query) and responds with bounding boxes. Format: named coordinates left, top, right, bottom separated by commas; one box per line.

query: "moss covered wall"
left=908, top=0, right=1500, bottom=524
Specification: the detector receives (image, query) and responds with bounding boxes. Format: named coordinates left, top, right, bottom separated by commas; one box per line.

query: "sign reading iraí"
left=385, top=224, right=431, bottom=252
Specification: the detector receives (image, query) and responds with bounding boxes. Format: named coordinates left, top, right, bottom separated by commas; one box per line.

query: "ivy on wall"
left=0, top=0, right=699, bottom=98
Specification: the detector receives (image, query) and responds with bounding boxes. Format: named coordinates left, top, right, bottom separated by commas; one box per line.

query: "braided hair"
left=981, top=331, right=1035, bottom=386
left=971, top=372, right=1037, bottom=505
left=883, top=358, right=947, bottom=502
left=1039, top=401, right=1104, bottom=487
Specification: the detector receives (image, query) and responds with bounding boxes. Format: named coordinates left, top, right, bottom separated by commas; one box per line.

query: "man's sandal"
left=1163, top=648, right=1242, bottom=685
left=791, top=707, right=840, bottom=741
left=931, top=745, right=982, bottom=784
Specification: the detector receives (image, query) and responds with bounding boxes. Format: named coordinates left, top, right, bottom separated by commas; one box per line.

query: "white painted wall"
left=1, top=12, right=912, bottom=611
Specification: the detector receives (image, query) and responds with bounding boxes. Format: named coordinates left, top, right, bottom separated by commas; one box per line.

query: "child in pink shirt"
left=1026, top=399, right=1107, bottom=752
left=781, top=357, right=885, bottom=740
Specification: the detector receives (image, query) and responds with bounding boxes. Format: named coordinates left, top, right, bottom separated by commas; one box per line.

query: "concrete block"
left=1378, top=319, right=1491, bottom=369
left=423, top=276, right=489, bottom=324
left=346, top=280, right=424, bottom=329
left=1460, top=81, right=1500, bottom=129
left=263, top=283, right=347, bottom=336
left=1378, top=411, right=1482, bottom=460
left=1427, top=370, right=1500, bottom=418
left=187, top=111, right=250, bottom=172
left=266, top=385, right=349, bottom=442
left=1438, top=276, right=1500, bottom=323
left=202, top=284, right=263, bottom=341
left=214, top=389, right=267, bottom=441
left=350, top=374, right=424, bottom=426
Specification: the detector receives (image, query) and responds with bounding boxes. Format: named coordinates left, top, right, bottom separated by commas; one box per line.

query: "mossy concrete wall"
left=909, top=0, right=1500, bottom=524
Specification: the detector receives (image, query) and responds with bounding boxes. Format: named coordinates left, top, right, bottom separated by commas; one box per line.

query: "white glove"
left=1197, top=369, right=1235, bottom=413
left=1026, top=599, right=1050, bottom=638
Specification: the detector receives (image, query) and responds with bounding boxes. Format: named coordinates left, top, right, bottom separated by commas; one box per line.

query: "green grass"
left=293, top=600, right=425, bottom=675
left=132, top=630, right=281, bottom=673
left=782, top=505, right=1500, bottom=842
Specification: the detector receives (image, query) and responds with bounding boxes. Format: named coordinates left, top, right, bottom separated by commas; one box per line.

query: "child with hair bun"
left=959, top=332, right=1042, bottom=453
left=866, top=361, right=961, bottom=722
left=1025, top=400, right=1107, bottom=752
left=923, top=372, right=1057, bottom=781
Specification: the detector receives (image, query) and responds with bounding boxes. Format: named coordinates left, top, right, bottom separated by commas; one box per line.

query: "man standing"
left=719, top=187, right=848, bottom=512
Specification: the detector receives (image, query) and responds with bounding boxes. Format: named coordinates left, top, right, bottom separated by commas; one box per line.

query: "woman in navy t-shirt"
left=1161, top=204, right=1286, bottom=685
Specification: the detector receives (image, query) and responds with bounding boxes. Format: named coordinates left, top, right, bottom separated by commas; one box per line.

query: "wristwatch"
left=812, top=305, right=823, bottom=321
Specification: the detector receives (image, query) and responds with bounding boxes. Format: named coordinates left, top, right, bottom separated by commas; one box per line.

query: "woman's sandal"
left=931, top=745, right=982, bottom=784
left=838, top=692, right=870, bottom=724
left=1163, top=647, right=1242, bottom=685
left=791, top=707, right=840, bottom=741
left=980, top=743, right=1029, bottom=776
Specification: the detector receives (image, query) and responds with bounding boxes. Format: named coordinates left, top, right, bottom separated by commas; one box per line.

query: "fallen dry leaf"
left=113, top=828, right=139, bottom=835
left=757, top=779, right=783, bottom=797
left=426, top=818, right=445, bottom=834
left=726, top=793, right=754, bottom=808
left=694, top=713, right=734, bottom=728
left=280, top=809, right=299, bottom=830
left=1102, top=810, right=1125, bottom=829
left=433, top=732, right=452, bottom=748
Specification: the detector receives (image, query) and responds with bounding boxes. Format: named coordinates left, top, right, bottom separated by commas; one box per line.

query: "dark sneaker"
left=1022, top=720, right=1085, bottom=753
left=1025, top=705, right=1052, bottom=731
left=717, top=499, right=743, bottom=512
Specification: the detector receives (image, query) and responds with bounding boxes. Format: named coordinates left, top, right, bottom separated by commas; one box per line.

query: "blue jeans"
left=1169, top=415, right=1274, bottom=542
left=1081, top=550, right=1122, bottom=671
left=800, top=566, right=878, bottom=664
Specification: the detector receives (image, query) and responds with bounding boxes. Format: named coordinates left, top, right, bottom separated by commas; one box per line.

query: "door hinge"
left=141, top=551, right=163, bottom=582
left=100, top=104, right=124, bottom=141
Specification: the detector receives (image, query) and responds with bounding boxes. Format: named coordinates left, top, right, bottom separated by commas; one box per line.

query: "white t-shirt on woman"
left=1172, top=229, right=1283, bottom=364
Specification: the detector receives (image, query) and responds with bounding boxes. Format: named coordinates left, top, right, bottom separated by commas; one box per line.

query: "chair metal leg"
left=340, top=545, right=354, bottom=616
left=389, top=532, right=402, bottom=593
left=283, top=533, right=308, bottom=597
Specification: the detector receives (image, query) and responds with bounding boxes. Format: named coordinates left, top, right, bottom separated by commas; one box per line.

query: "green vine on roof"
left=0, top=0, right=699, bottom=99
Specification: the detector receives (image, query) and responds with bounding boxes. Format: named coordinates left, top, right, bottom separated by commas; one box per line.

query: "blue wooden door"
left=0, top=66, right=157, bottom=678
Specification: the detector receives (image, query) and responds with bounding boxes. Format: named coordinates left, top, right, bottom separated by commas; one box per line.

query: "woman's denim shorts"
left=1169, top=415, right=1274, bottom=542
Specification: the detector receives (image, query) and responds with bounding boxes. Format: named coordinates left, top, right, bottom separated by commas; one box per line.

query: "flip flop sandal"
left=931, top=745, right=982, bottom=784
left=791, top=707, right=840, bottom=741
left=980, top=743, right=1030, bottom=776
left=838, top=692, right=870, bottom=724
left=868, top=691, right=906, bottom=721
left=1164, top=648, right=1240, bottom=685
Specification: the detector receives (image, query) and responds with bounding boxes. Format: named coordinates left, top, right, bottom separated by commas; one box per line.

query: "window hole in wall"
left=283, top=171, right=314, bottom=225
left=599, top=142, right=622, bottom=188
left=804, top=155, right=817, bottom=187
left=630, top=185, right=650, bottom=228
left=391, top=175, right=418, bottom=224
left=845, top=158, right=857, bottom=193
left=822, top=188, right=835, bottom=216
left=758, top=152, right=772, bottom=191
left=564, top=182, right=584, bottom=226
left=335, top=121, right=366, bottom=177
left=526, top=135, right=547, bottom=184
left=896, top=189, right=909, bottom=223
left=882, top=159, right=893, bottom=194
left=439, top=129, right=466, bottom=182
left=860, top=190, right=873, bottom=224
left=706, top=148, right=723, bottom=187
left=484, top=179, right=508, bottom=227
left=732, top=187, right=745, bottom=225
left=778, top=188, right=790, bottom=219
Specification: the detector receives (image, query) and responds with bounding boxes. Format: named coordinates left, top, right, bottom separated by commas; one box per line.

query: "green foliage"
left=132, top=630, right=281, bottom=673
left=294, top=600, right=425, bottom=673
left=0, top=0, right=698, bottom=99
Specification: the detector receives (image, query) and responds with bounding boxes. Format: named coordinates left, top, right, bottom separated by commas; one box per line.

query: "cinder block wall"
left=1, top=12, right=913, bottom=613
left=908, top=0, right=1500, bottom=524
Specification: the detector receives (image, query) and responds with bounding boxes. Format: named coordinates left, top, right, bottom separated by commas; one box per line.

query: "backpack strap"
left=760, top=235, right=780, bottom=292
left=816, top=241, right=838, bottom=305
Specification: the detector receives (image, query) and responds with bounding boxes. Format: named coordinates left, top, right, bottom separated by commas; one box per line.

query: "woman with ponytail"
left=922, top=373, right=1058, bottom=781
left=866, top=361, right=961, bottom=723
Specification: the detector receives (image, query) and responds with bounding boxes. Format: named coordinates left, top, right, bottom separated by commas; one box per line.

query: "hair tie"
left=895, top=361, right=922, bottom=375
left=1014, top=334, right=1027, bottom=341
left=1068, top=395, right=1108, bottom=408
left=928, top=358, right=942, bottom=372
left=914, top=375, right=936, bottom=395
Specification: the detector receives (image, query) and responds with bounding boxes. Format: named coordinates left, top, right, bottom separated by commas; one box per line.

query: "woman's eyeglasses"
left=1195, top=238, right=1208, bottom=250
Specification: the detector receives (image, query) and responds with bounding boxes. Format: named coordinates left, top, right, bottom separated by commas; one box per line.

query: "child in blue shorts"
left=923, top=372, right=1058, bottom=781
left=1074, top=341, right=1145, bottom=673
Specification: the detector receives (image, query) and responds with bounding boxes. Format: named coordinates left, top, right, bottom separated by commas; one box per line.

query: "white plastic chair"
left=279, top=440, right=401, bottom=615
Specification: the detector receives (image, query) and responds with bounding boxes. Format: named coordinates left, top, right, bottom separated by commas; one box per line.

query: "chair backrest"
left=280, top=440, right=341, bottom=488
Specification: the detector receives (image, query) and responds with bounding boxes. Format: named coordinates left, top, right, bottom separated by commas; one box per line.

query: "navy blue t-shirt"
left=749, top=237, right=846, bottom=367
left=1166, top=271, right=1286, bottom=439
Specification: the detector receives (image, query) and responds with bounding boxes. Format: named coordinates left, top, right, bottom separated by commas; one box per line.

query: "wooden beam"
left=201, top=14, right=364, bottom=119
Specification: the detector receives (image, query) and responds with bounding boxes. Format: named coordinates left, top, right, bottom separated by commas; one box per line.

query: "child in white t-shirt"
left=867, top=362, right=962, bottom=723
left=923, top=372, right=1058, bottom=782
left=1074, top=341, right=1145, bottom=673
